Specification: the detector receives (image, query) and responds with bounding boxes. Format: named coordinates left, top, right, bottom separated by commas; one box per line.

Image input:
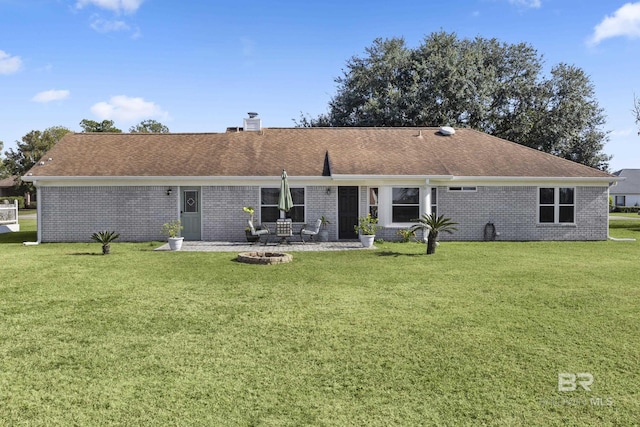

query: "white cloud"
left=90, top=18, right=129, bottom=32
left=0, top=50, right=22, bottom=75
left=76, top=0, right=144, bottom=14
left=32, top=89, right=70, bottom=103
left=589, top=2, right=640, bottom=46
left=90, top=95, right=169, bottom=122
left=508, top=0, right=541, bottom=8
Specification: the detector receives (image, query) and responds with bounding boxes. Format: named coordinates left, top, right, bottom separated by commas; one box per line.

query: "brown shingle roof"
left=0, top=176, right=18, bottom=187
left=25, top=128, right=612, bottom=179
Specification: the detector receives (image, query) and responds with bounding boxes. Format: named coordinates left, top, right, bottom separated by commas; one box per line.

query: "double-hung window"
left=539, top=187, right=575, bottom=224
left=260, top=187, right=305, bottom=222
left=430, top=187, right=437, bottom=217
left=392, top=187, right=420, bottom=222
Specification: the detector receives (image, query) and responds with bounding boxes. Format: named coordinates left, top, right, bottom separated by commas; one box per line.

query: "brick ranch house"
left=23, top=121, right=618, bottom=243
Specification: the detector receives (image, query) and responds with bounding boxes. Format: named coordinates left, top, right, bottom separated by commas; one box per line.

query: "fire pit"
left=237, top=251, right=293, bottom=265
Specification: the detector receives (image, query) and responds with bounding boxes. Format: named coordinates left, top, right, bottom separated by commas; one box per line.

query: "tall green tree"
left=528, top=64, right=609, bottom=169
left=79, top=119, right=122, bottom=133
left=3, top=126, right=72, bottom=201
left=310, top=32, right=610, bottom=170
left=129, top=119, right=170, bottom=133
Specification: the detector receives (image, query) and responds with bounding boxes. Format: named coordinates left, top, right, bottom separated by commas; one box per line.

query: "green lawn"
left=1, top=220, right=638, bottom=425
left=609, top=211, right=640, bottom=218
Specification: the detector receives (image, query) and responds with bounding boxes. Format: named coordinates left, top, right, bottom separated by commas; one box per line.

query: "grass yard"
left=609, top=211, right=640, bottom=218
left=1, top=220, right=639, bottom=425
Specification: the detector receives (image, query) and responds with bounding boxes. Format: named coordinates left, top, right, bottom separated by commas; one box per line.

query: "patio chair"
left=248, top=220, right=270, bottom=245
left=300, top=218, right=322, bottom=244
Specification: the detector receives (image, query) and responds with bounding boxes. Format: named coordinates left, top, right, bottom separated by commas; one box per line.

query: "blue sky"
left=1, top=0, right=639, bottom=171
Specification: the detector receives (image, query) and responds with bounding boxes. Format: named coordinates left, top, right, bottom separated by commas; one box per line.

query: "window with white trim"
left=431, top=187, right=437, bottom=217
left=615, top=195, right=626, bottom=206
left=369, top=187, right=379, bottom=218
left=392, top=187, right=420, bottom=222
left=260, top=187, right=305, bottom=222
left=539, top=187, right=575, bottom=224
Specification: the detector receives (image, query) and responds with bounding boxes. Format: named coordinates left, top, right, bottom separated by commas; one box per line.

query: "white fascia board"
left=329, top=174, right=616, bottom=187
left=331, top=175, right=454, bottom=186
left=427, top=176, right=619, bottom=187
left=24, top=174, right=618, bottom=188
left=23, top=175, right=331, bottom=187
left=330, top=174, right=440, bottom=180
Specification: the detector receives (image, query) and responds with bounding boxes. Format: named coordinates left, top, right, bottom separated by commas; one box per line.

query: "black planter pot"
left=245, top=230, right=259, bottom=243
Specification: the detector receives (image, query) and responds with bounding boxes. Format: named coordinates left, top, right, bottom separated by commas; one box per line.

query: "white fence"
left=0, top=200, right=19, bottom=233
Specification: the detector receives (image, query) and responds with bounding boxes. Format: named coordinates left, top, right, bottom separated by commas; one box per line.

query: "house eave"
left=23, top=174, right=620, bottom=187
left=428, top=176, right=620, bottom=186
left=330, top=174, right=617, bottom=186
left=331, top=174, right=454, bottom=181
left=22, top=175, right=332, bottom=186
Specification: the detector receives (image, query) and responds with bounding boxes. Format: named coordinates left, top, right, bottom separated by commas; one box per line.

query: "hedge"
left=612, top=206, right=640, bottom=214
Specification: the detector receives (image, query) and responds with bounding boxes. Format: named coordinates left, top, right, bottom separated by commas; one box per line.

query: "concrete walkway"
left=155, top=240, right=372, bottom=252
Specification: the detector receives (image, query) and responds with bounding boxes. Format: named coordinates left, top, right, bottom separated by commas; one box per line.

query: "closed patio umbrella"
left=278, top=169, right=294, bottom=218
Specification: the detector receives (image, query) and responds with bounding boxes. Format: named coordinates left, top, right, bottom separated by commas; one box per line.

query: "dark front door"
left=338, top=186, right=358, bottom=239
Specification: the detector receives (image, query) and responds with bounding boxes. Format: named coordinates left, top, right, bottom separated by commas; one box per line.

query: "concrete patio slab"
left=155, top=241, right=373, bottom=252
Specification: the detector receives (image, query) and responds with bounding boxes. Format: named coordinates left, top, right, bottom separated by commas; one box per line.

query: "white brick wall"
left=305, top=186, right=337, bottom=241
left=201, top=186, right=259, bottom=241
left=436, top=186, right=608, bottom=241
left=39, top=184, right=609, bottom=242
left=200, top=186, right=338, bottom=241
left=40, top=186, right=177, bottom=242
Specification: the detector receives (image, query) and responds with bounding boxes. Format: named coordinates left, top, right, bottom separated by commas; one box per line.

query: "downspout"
left=608, top=236, right=636, bottom=241
left=23, top=184, right=41, bottom=245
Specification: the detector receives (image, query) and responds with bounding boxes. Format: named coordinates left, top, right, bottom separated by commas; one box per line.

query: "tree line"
left=298, top=32, right=614, bottom=171
left=0, top=119, right=169, bottom=198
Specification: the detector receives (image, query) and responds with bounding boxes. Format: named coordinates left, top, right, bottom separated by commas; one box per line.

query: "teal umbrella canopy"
left=279, top=170, right=294, bottom=214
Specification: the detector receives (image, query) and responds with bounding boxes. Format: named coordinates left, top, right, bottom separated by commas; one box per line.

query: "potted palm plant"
left=410, top=213, right=458, bottom=254
left=162, top=220, right=184, bottom=251
left=354, top=213, right=379, bottom=248
left=90, top=230, right=120, bottom=255
left=243, top=206, right=260, bottom=242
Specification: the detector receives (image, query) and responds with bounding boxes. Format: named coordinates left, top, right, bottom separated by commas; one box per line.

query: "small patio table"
left=275, top=219, right=293, bottom=244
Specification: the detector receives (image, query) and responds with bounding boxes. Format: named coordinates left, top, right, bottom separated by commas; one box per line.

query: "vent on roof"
left=439, top=126, right=455, bottom=136
left=243, top=112, right=262, bottom=132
